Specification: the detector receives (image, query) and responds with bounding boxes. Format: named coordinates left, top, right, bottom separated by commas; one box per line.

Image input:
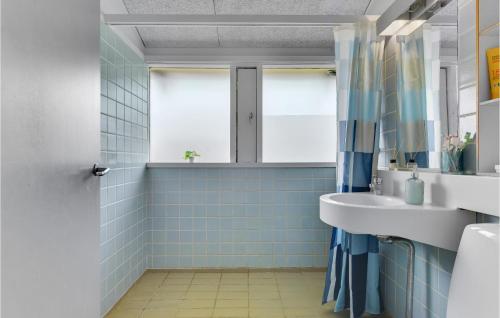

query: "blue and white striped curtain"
left=323, top=20, right=384, bottom=318
left=396, top=26, right=441, bottom=168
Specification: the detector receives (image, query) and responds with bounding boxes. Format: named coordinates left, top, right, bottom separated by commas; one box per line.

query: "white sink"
left=320, top=193, right=476, bottom=251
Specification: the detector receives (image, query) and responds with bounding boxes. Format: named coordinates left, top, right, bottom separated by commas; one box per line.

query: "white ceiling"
left=138, top=26, right=335, bottom=48
left=106, top=0, right=457, bottom=52
left=122, top=0, right=372, bottom=15
left=121, top=0, right=368, bottom=48
left=138, top=27, right=220, bottom=48
left=218, top=27, right=334, bottom=48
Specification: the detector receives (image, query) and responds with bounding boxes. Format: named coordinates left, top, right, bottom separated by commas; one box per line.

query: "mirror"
left=423, top=3, right=464, bottom=173
left=377, top=1, right=483, bottom=174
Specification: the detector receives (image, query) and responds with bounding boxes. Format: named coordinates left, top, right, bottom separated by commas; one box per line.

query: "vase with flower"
left=441, top=133, right=473, bottom=174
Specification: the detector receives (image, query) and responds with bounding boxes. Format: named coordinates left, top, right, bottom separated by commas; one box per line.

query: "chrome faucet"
left=369, top=176, right=383, bottom=195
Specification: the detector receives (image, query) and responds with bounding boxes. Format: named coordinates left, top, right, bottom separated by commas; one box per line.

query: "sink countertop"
left=320, top=193, right=476, bottom=251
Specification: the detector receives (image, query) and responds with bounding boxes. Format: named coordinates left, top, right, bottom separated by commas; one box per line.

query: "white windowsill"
left=146, top=162, right=337, bottom=168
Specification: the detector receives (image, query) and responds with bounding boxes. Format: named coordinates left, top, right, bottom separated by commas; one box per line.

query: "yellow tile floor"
left=105, top=270, right=390, bottom=318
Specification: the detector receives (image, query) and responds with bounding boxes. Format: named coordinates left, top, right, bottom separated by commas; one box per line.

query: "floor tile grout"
left=105, top=269, right=360, bottom=318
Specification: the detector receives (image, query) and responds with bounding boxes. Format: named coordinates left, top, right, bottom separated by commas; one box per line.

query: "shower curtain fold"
left=323, top=20, right=384, bottom=318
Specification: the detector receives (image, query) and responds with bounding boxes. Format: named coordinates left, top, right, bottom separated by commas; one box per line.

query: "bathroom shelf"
left=147, top=162, right=337, bottom=168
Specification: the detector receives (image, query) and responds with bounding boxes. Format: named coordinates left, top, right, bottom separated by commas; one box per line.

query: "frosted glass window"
left=150, top=68, right=230, bottom=162
left=262, top=69, right=337, bottom=163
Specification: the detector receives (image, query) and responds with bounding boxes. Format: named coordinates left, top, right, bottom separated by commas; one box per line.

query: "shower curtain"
left=323, top=20, right=384, bottom=318
left=396, top=26, right=441, bottom=168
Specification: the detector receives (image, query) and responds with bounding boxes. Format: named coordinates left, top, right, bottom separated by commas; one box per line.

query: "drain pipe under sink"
left=377, top=236, right=415, bottom=318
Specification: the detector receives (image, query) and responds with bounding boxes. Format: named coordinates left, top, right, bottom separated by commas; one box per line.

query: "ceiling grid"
left=111, top=0, right=457, bottom=60
left=120, top=0, right=372, bottom=48
left=122, top=0, right=147, bottom=48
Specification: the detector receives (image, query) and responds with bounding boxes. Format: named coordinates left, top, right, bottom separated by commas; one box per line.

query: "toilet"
left=447, top=224, right=499, bottom=318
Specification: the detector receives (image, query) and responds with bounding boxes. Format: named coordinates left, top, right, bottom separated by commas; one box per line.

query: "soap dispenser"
left=405, top=168, right=424, bottom=205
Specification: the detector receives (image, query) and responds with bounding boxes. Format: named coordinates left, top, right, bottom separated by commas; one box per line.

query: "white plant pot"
left=189, top=157, right=195, bottom=163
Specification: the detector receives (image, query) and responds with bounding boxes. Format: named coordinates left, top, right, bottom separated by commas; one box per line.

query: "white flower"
left=442, top=134, right=468, bottom=152
left=450, top=136, right=460, bottom=147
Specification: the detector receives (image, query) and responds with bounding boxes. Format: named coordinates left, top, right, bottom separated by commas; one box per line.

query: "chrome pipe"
left=378, top=236, right=415, bottom=318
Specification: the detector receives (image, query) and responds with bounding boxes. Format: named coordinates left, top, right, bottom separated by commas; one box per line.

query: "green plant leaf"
left=184, top=150, right=200, bottom=159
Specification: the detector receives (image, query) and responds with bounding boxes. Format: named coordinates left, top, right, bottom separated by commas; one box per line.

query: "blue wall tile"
left=380, top=213, right=499, bottom=318
left=146, top=167, right=335, bottom=268
left=381, top=241, right=455, bottom=318
left=99, top=24, right=149, bottom=315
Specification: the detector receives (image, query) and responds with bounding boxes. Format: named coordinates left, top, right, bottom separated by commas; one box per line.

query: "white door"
left=1, top=0, right=101, bottom=317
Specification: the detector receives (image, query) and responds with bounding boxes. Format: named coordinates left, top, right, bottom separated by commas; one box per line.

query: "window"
left=149, top=66, right=337, bottom=165
left=262, top=68, right=337, bottom=163
left=150, top=68, right=231, bottom=162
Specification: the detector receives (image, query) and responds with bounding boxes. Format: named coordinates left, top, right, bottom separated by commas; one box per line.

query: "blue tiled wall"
left=99, top=24, right=149, bottom=315
left=145, top=168, right=336, bottom=268
left=380, top=241, right=456, bottom=318
left=380, top=213, right=499, bottom=318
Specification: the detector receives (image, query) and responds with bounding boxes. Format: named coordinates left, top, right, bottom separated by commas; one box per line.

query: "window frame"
left=147, top=64, right=337, bottom=167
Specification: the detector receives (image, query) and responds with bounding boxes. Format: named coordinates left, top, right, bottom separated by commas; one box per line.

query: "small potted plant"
left=441, top=133, right=473, bottom=174
left=184, top=150, right=200, bottom=163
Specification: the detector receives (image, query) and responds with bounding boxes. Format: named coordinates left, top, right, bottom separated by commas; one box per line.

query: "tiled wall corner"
left=99, top=24, right=149, bottom=315
left=146, top=168, right=335, bottom=268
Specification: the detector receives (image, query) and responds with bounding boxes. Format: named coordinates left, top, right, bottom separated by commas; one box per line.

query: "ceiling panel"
left=138, top=26, right=220, bottom=48
left=122, top=0, right=372, bottom=15
left=218, top=27, right=334, bottom=48
left=214, top=0, right=371, bottom=15
left=122, top=0, right=215, bottom=14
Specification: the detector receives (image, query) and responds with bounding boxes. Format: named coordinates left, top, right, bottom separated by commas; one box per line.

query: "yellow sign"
left=486, top=47, right=500, bottom=100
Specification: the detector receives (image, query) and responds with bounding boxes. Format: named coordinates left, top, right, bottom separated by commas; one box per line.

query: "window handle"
left=249, top=112, right=254, bottom=121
